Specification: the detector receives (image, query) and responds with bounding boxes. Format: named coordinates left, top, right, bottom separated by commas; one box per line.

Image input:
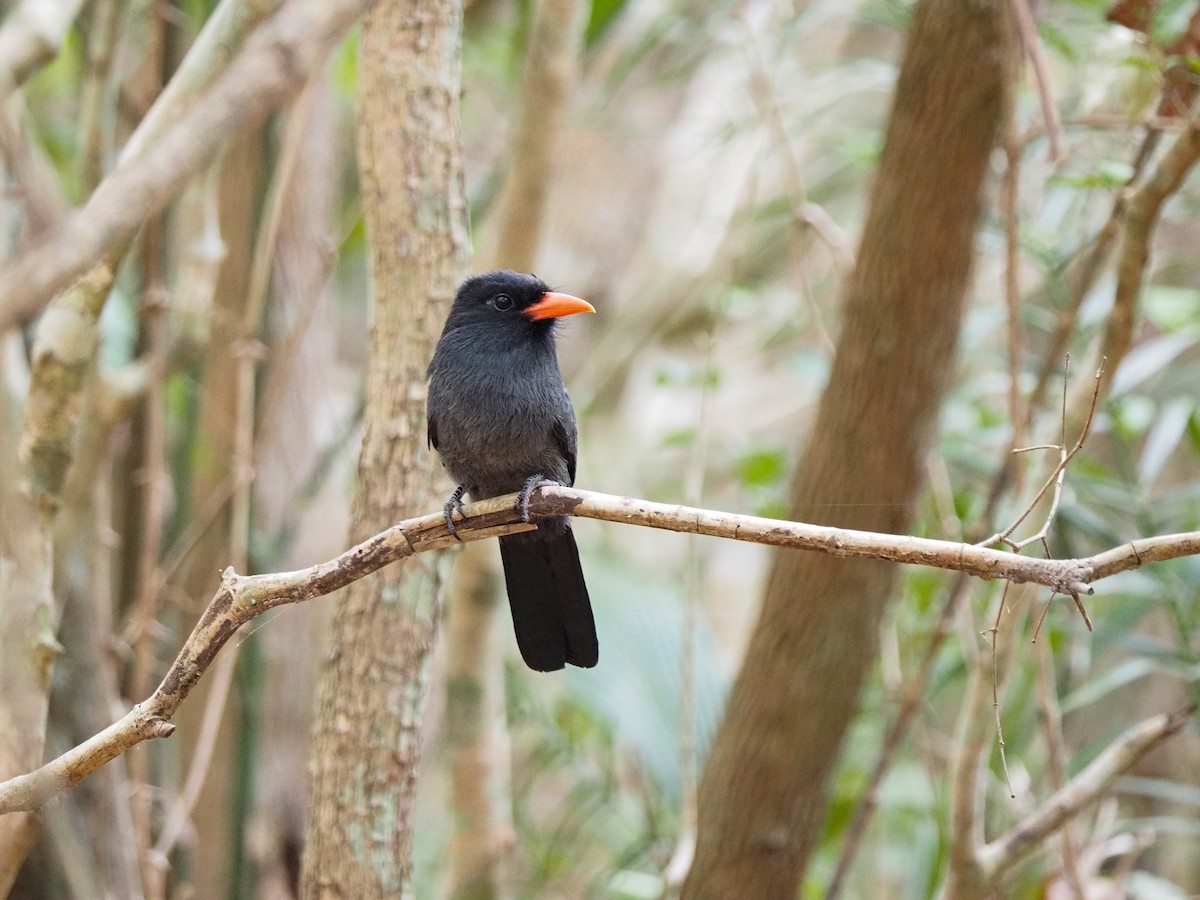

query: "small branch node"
left=146, top=718, right=176, bottom=740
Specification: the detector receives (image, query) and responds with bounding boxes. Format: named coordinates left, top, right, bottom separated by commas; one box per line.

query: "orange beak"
left=523, top=291, right=596, bottom=321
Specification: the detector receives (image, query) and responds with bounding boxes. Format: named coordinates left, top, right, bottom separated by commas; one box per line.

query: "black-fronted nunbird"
left=426, top=270, right=598, bottom=671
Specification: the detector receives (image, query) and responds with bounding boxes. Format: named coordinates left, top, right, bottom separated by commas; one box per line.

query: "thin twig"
left=1002, top=122, right=1025, bottom=468
left=977, top=357, right=1105, bottom=552
left=1008, top=0, right=1063, bottom=161
left=1069, top=102, right=1200, bottom=421
left=1034, top=636, right=1088, bottom=900
left=741, top=21, right=854, bottom=273
left=946, top=584, right=1033, bottom=898
left=990, top=582, right=1016, bottom=799
left=665, top=335, right=717, bottom=891
left=977, top=708, right=1193, bottom=881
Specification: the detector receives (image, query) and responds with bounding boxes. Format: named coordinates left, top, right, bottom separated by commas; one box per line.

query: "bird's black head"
left=443, top=270, right=594, bottom=339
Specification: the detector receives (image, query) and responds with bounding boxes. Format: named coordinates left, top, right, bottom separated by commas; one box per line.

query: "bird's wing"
left=427, top=412, right=439, bottom=450
left=552, top=406, right=578, bottom=486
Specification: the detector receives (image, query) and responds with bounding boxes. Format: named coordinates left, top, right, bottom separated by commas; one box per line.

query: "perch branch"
left=1, top=485, right=1199, bottom=814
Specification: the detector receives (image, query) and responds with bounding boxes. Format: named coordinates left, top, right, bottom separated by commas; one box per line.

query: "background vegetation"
left=1, top=0, right=1199, bottom=897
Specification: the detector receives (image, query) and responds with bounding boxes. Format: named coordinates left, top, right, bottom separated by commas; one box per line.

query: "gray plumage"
left=427, top=271, right=598, bottom=671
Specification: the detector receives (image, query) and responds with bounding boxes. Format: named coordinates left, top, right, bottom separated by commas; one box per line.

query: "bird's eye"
left=492, top=294, right=514, bottom=311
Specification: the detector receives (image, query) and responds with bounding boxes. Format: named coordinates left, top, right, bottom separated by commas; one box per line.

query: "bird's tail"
left=498, top=519, right=598, bottom=671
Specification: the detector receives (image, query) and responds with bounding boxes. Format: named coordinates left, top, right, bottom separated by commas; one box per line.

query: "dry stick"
left=1004, top=357, right=1103, bottom=630
left=1076, top=103, right=1200, bottom=418
left=946, top=586, right=1031, bottom=898
left=743, top=27, right=854, bottom=274
left=977, top=357, right=1103, bottom=558
left=0, top=0, right=373, bottom=333
left=126, top=258, right=169, bottom=900
left=1008, top=0, right=1063, bottom=162
left=1001, top=123, right=1025, bottom=465
left=0, top=0, right=86, bottom=97
left=977, top=708, right=1193, bottom=882
left=990, top=582, right=1017, bottom=799
left=122, top=14, right=171, bottom=886
left=0, top=485, right=1199, bottom=814
left=1034, top=637, right=1087, bottom=900
left=148, top=646, right=238, bottom=868
left=775, top=360, right=1155, bottom=894
left=1025, top=117, right=1160, bottom=420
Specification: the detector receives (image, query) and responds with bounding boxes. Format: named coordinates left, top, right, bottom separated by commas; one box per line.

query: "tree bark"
left=683, top=1, right=1017, bottom=896
left=300, top=0, right=469, bottom=895
left=0, top=267, right=111, bottom=892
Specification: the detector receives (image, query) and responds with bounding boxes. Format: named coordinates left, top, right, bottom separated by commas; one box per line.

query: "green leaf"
left=586, top=0, right=630, bottom=48
left=735, top=448, right=786, bottom=487
left=1049, top=161, right=1134, bottom=190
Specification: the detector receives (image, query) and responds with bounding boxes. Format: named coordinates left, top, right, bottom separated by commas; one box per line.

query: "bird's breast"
left=427, top=347, right=573, bottom=497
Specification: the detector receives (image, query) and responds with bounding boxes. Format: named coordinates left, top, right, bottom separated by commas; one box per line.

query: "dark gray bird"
left=426, top=270, right=598, bottom=671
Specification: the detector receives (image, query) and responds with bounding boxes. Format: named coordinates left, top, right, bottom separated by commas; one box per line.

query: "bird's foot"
left=443, top=484, right=468, bottom=541
left=516, top=474, right=555, bottom=523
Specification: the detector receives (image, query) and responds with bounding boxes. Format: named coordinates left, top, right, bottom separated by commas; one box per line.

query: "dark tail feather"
left=498, top=519, right=598, bottom=671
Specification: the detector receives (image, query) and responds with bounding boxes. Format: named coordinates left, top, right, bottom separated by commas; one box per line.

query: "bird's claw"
left=443, top=485, right=467, bottom=541
left=516, top=474, right=553, bottom=523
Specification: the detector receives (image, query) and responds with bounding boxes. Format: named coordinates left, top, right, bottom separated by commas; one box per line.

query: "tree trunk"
left=0, top=487, right=53, bottom=894
left=300, top=0, right=469, bottom=895
left=0, top=267, right=111, bottom=892
left=683, top=1, right=1016, bottom=896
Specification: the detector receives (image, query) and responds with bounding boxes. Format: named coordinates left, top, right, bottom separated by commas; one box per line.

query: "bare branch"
left=1002, top=123, right=1024, bottom=460
left=119, top=0, right=285, bottom=166
left=978, top=708, right=1193, bottom=881
left=1072, top=103, right=1200, bottom=418
left=0, top=484, right=1197, bottom=815
left=1034, top=637, right=1088, bottom=900
left=1008, top=0, right=1063, bottom=161
left=0, top=0, right=84, bottom=97
left=0, top=0, right=373, bottom=333
left=977, top=358, right=1104, bottom=552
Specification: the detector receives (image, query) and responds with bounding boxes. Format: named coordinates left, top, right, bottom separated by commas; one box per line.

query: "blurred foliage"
left=6, top=0, right=1200, bottom=897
